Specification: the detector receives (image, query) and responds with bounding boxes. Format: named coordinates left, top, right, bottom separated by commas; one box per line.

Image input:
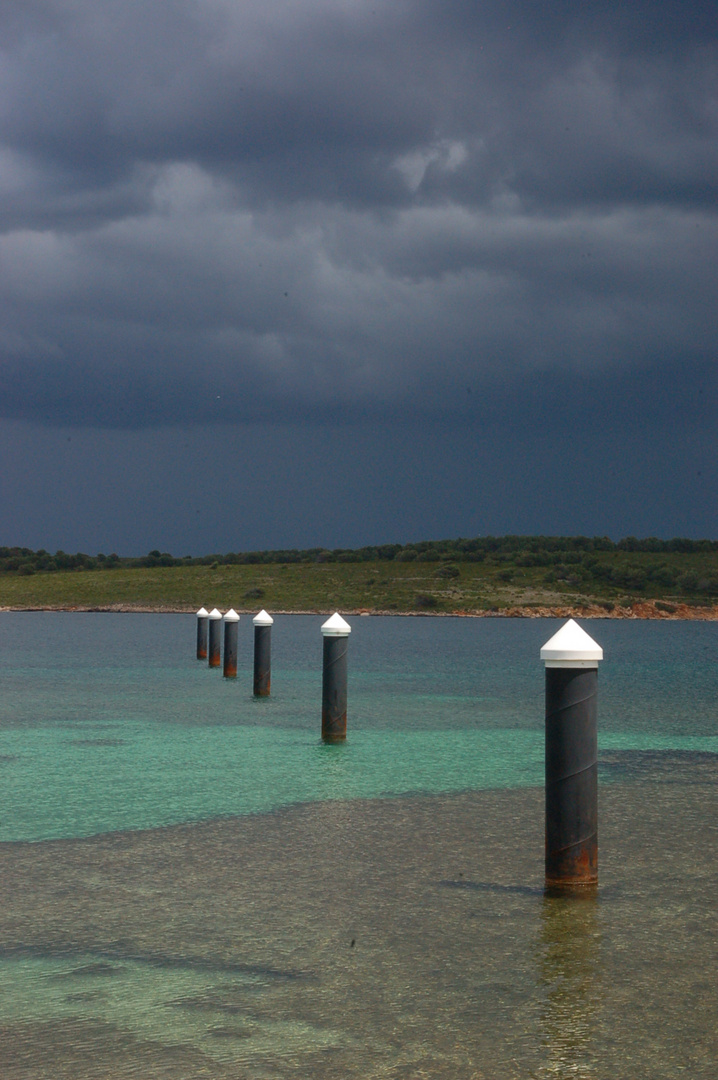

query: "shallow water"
left=1, top=779, right=716, bottom=1079
left=0, top=614, right=716, bottom=840
left=0, top=613, right=716, bottom=1077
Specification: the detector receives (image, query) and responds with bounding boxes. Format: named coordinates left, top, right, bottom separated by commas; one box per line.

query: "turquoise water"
left=0, top=613, right=716, bottom=841
left=0, top=613, right=717, bottom=1079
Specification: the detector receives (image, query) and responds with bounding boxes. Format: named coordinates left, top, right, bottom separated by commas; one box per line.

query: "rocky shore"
left=3, top=601, right=718, bottom=619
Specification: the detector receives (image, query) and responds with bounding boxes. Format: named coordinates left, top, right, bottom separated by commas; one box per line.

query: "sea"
left=0, top=612, right=716, bottom=1079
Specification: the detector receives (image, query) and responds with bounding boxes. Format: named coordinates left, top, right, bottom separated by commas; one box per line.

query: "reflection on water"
left=537, top=893, right=600, bottom=1079
left=313, top=738, right=353, bottom=803
left=0, top=770, right=717, bottom=1078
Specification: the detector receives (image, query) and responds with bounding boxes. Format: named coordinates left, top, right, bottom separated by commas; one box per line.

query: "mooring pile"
left=194, top=607, right=603, bottom=893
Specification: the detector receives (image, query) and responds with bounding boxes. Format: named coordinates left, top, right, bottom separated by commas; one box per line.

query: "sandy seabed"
left=0, top=751, right=717, bottom=1079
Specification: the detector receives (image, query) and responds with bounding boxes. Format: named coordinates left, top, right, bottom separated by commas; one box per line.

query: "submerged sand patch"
left=0, top=763, right=717, bottom=1079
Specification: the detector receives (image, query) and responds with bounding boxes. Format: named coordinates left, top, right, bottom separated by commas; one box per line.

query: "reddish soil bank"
left=3, top=601, right=717, bottom=619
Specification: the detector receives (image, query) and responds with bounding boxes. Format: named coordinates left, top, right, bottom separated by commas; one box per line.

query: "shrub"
left=415, top=593, right=438, bottom=608
left=244, top=587, right=265, bottom=600
left=677, top=572, right=699, bottom=593
left=651, top=564, right=677, bottom=587
left=314, top=550, right=335, bottom=563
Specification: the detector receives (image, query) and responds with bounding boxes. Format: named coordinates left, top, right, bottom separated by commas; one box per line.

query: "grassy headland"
left=1, top=537, right=717, bottom=617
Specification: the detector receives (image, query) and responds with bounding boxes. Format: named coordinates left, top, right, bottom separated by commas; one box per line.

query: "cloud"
left=0, top=1, right=716, bottom=429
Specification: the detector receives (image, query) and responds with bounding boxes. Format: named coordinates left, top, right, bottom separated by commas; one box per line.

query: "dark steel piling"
left=196, top=607, right=209, bottom=660
left=541, top=619, right=603, bottom=892
left=223, top=609, right=239, bottom=678
left=253, top=609, right=273, bottom=697
left=208, top=608, right=223, bottom=668
left=321, top=612, right=351, bottom=742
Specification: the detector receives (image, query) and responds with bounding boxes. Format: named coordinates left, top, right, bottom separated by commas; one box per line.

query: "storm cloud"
left=0, top=2, right=716, bottom=552
left=1, top=0, right=715, bottom=427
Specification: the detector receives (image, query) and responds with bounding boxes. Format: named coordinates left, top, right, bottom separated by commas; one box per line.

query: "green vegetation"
left=1, top=537, right=716, bottom=614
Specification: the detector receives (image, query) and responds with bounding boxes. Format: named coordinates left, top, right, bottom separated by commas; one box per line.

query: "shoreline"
left=2, top=601, right=717, bottom=619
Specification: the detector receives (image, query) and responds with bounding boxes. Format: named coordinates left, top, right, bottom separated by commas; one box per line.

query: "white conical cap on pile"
left=540, top=619, right=603, bottom=667
left=223, top=609, right=240, bottom=622
left=253, top=609, right=274, bottom=626
left=208, top=607, right=223, bottom=620
left=196, top=607, right=209, bottom=617
left=321, top=612, right=352, bottom=637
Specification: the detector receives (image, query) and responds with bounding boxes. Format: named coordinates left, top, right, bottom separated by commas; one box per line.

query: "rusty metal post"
left=223, top=609, right=239, bottom=678
left=321, top=612, right=351, bottom=742
left=253, top=609, right=273, bottom=696
left=208, top=608, right=223, bottom=668
left=196, top=607, right=209, bottom=660
left=541, top=620, right=603, bottom=891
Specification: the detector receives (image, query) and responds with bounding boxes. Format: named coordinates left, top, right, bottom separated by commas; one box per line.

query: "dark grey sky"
left=1, top=0, right=716, bottom=554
